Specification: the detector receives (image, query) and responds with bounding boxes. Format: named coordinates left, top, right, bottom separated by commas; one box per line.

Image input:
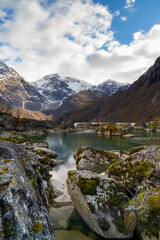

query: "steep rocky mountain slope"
left=0, top=61, right=46, bottom=111
left=97, top=57, right=160, bottom=122
left=91, top=79, right=130, bottom=96
left=52, top=89, right=108, bottom=123
left=33, top=74, right=92, bottom=109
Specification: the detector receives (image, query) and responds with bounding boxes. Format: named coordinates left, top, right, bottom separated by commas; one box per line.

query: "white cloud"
left=120, top=16, right=127, bottom=21
left=114, top=10, right=120, bottom=17
left=124, top=0, right=136, bottom=9
left=0, top=0, right=159, bottom=85
left=87, top=24, right=160, bottom=83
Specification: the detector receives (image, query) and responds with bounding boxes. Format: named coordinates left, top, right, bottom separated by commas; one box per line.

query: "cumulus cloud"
left=114, top=10, right=120, bottom=17
left=120, top=16, right=127, bottom=21
left=0, top=0, right=159, bottom=85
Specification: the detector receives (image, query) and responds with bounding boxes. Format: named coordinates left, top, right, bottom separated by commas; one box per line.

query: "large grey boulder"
left=69, top=146, right=160, bottom=239
left=66, top=170, right=135, bottom=239
left=0, top=140, right=55, bottom=240
left=73, top=146, right=119, bottom=173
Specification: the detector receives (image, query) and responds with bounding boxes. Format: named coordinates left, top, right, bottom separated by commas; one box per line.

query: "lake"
left=31, top=130, right=160, bottom=240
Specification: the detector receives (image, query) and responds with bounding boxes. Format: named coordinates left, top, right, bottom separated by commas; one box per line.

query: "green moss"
left=3, top=167, right=8, bottom=172
left=36, top=151, right=44, bottom=157
left=116, top=212, right=136, bottom=234
left=147, top=195, right=160, bottom=212
left=103, top=150, right=119, bottom=162
left=128, top=147, right=144, bottom=155
left=77, top=176, right=100, bottom=195
left=76, top=147, right=119, bottom=165
left=147, top=170, right=153, bottom=178
left=3, top=159, right=10, bottom=163
left=108, top=162, right=118, bottom=170
left=125, top=156, right=133, bottom=161
left=39, top=156, right=51, bottom=164
left=22, top=158, right=26, bottom=165
left=103, top=184, right=125, bottom=208
left=29, top=175, right=35, bottom=186
left=0, top=185, right=6, bottom=191
left=68, top=171, right=76, bottom=180
left=0, top=136, right=25, bottom=144
left=108, top=160, right=155, bottom=191
left=33, top=222, right=43, bottom=235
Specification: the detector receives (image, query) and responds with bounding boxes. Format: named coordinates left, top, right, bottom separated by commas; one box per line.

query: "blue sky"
left=93, top=0, right=160, bottom=44
left=0, top=0, right=160, bottom=84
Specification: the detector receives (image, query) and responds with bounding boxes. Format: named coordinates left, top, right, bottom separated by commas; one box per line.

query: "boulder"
left=50, top=179, right=72, bottom=207
left=67, top=170, right=135, bottom=239
left=0, top=140, right=54, bottom=239
left=34, top=147, right=58, bottom=158
left=50, top=159, right=65, bottom=167
left=73, top=146, right=119, bottom=173
left=96, top=124, right=132, bottom=137
left=69, top=145, right=160, bottom=239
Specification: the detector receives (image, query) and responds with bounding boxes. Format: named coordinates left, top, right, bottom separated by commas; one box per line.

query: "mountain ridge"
left=97, top=57, right=160, bottom=122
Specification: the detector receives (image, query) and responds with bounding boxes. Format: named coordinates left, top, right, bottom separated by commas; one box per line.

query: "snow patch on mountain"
left=64, top=76, right=91, bottom=93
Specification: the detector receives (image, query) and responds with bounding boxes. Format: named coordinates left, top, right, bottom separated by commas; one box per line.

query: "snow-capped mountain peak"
left=33, top=74, right=91, bottom=107
left=91, top=79, right=130, bottom=96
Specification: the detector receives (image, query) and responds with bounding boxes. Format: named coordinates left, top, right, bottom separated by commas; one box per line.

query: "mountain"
left=97, top=57, right=160, bottom=122
left=91, top=79, right=130, bottom=96
left=0, top=61, right=46, bottom=111
left=52, top=89, right=108, bottom=123
left=33, top=74, right=92, bottom=109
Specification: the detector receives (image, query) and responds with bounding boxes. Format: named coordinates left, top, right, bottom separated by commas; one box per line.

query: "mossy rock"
left=128, top=147, right=144, bottom=155
left=77, top=176, right=100, bottom=195
left=107, top=159, right=155, bottom=191
left=39, top=156, right=51, bottom=164
left=68, top=171, right=76, bottom=181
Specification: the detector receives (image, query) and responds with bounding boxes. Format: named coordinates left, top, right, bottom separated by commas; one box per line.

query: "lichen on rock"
left=67, top=170, right=134, bottom=239
left=0, top=140, right=55, bottom=239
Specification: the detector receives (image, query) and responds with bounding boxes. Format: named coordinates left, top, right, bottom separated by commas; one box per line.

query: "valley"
left=0, top=57, right=160, bottom=240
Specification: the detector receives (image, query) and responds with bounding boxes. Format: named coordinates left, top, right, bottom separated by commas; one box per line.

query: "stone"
left=73, top=146, right=119, bottom=173
left=50, top=159, right=65, bottom=167
left=52, top=194, right=72, bottom=207
left=50, top=179, right=66, bottom=198
left=0, top=140, right=55, bottom=239
left=34, top=147, right=58, bottom=158
left=50, top=179, right=72, bottom=207
left=96, top=123, right=132, bottom=137
left=70, top=145, right=160, bottom=239
left=67, top=170, right=134, bottom=239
